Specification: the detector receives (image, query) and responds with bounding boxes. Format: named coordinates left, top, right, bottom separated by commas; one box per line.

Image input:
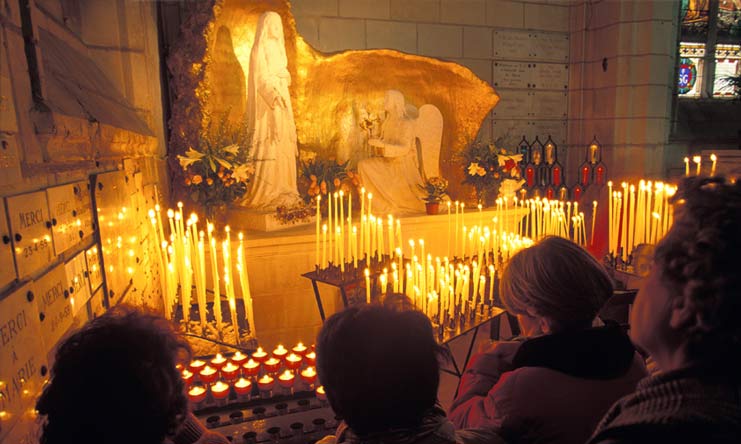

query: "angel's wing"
left=414, top=104, right=443, bottom=179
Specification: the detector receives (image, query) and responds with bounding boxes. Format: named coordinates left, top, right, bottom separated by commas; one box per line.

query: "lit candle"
left=242, top=358, right=261, bottom=377
left=211, top=380, right=230, bottom=400
left=322, top=224, right=327, bottom=269
left=257, top=374, right=275, bottom=392
left=300, top=366, right=317, bottom=385
left=365, top=268, right=371, bottom=304
left=199, top=365, right=218, bottom=384
left=285, top=353, right=303, bottom=370
left=710, top=153, right=717, bottom=176
left=252, top=347, right=268, bottom=363
left=273, top=344, right=288, bottom=361
left=182, top=369, right=194, bottom=386
left=189, top=359, right=206, bottom=373
left=278, top=370, right=295, bottom=388
left=591, top=201, right=597, bottom=246
left=693, top=155, right=701, bottom=176
left=684, top=157, right=690, bottom=177
left=264, top=357, right=281, bottom=373
left=221, top=362, right=240, bottom=381
left=188, top=385, right=207, bottom=404
left=211, top=353, right=227, bottom=370
left=234, top=377, right=252, bottom=396
left=316, top=385, right=327, bottom=401
left=305, top=350, right=316, bottom=366
left=315, top=195, right=321, bottom=267
left=231, top=351, right=248, bottom=366
left=292, top=342, right=308, bottom=356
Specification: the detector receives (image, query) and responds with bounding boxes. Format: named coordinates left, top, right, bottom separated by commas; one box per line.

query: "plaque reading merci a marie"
left=33, top=264, right=74, bottom=354
left=6, top=191, right=54, bottom=279
left=0, top=283, right=48, bottom=442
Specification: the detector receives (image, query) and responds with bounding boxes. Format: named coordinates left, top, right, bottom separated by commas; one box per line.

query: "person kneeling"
left=449, top=237, right=646, bottom=444
left=316, top=303, right=504, bottom=444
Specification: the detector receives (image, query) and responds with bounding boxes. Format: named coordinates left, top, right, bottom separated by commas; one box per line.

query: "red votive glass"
left=211, top=380, right=230, bottom=400
left=252, top=347, right=268, bottom=363
left=292, top=342, right=308, bottom=356
left=305, top=351, right=316, bottom=366
left=272, top=344, right=288, bottom=361
left=316, top=385, right=326, bottom=401
left=264, top=357, right=281, bottom=373
left=210, top=353, right=227, bottom=370
left=221, top=362, right=240, bottom=381
left=234, top=377, right=252, bottom=396
left=199, top=365, right=218, bottom=384
left=257, top=374, right=275, bottom=392
left=278, top=370, right=295, bottom=388
left=285, top=353, right=302, bottom=370
left=231, top=351, right=248, bottom=366
left=182, top=369, right=194, bottom=386
left=188, top=385, right=207, bottom=404
left=242, top=359, right=260, bottom=377
left=300, top=366, right=317, bottom=385
left=189, top=359, right=206, bottom=373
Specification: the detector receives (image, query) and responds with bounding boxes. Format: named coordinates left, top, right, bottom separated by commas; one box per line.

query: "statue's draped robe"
left=241, top=12, right=300, bottom=209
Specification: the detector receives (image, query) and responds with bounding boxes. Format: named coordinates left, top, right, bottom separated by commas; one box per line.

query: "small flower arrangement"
left=177, top=117, right=253, bottom=217
left=298, top=156, right=362, bottom=215
left=275, top=203, right=315, bottom=225
left=418, top=177, right=449, bottom=203
left=461, top=141, right=522, bottom=205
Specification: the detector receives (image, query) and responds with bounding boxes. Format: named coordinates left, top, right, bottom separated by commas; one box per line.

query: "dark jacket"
left=449, top=325, right=646, bottom=444
left=588, top=367, right=741, bottom=444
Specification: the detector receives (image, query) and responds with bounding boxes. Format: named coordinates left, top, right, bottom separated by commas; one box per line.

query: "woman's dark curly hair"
left=654, top=176, right=741, bottom=373
left=36, top=305, right=191, bottom=444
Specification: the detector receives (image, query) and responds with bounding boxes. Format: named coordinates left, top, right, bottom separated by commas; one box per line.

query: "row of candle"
left=148, top=203, right=256, bottom=342
left=683, top=153, right=718, bottom=177
left=607, top=180, right=676, bottom=261
left=509, top=197, right=594, bottom=247
left=186, top=370, right=323, bottom=405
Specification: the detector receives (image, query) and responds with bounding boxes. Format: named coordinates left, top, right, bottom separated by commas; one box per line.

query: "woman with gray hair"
left=449, top=236, right=646, bottom=444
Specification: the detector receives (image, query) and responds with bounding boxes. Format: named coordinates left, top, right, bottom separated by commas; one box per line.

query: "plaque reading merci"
left=0, top=283, right=48, bottom=442
left=6, top=191, right=55, bottom=279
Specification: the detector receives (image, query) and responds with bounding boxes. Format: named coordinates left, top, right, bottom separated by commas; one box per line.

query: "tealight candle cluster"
left=607, top=180, right=676, bottom=264
left=148, top=202, right=256, bottom=344
left=183, top=343, right=319, bottom=408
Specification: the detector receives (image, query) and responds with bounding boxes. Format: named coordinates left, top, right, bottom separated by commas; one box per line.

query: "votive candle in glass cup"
left=234, top=377, right=252, bottom=399
left=300, top=366, right=317, bottom=387
left=316, top=385, right=327, bottom=402
left=278, top=370, right=295, bottom=389
left=285, top=353, right=302, bottom=370
left=211, top=380, right=230, bottom=405
left=181, top=369, right=194, bottom=386
left=264, top=357, right=281, bottom=374
left=199, top=365, right=218, bottom=384
left=189, top=359, right=206, bottom=374
left=188, top=385, right=207, bottom=405
left=272, top=344, right=288, bottom=361
left=257, top=374, right=275, bottom=396
left=210, top=353, right=227, bottom=370
left=221, top=362, right=240, bottom=382
left=305, top=351, right=316, bottom=366
left=292, top=342, right=308, bottom=356
left=252, top=347, right=268, bottom=363
left=242, top=358, right=261, bottom=378
left=231, top=351, right=248, bottom=366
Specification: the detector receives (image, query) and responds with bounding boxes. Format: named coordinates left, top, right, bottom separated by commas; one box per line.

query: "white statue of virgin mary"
left=241, top=11, right=300, bottom=209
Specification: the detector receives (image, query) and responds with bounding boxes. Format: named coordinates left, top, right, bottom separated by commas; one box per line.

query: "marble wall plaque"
left=0, top=199, right=17, bottom=289
left=492, top=30, right=532, bottom=60
left=85, top=245, right=103, bottom=292
left=33, top=264, right=73, bottom=352
left=532, top=120, right=568, bottom=145
left=492, top=91, right=533, bottom=118
left=493, top=61, right=531, bottom=89
left=89, top=286, right=106, bottom=319
left=95, top=171, right=129, bottom=300
left=532, top=63, right=569, bottom=90
left=65, top=252, right=91, bottom=316
left=533, top=91, right=568, bottom=118
left=492, top=120, right=534, bottom=145
left=0, top=283, right=47, bottom=443
left=0, top=134, right=23, bottom=188
left=530, top=33, right=570, bottom=62
left=6, top=191, right=54, bottom=279
left=46, top=181, right=93, bottom=255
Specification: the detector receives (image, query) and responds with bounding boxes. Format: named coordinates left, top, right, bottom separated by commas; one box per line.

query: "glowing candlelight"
left=252, top=347, right=268, bottom=362
left=211, top=380, right=230, bottom=400
left=242, top=358, right=260, bottom=377
left=234, top=377, right=252, bottom=395
left=322, top=224, right=327, bottom=269
left=710, top=153, right=717, bottom=176
left=591, top=201, right=597, bottom=246
left=316, top=385, right=327, bottom=401
left=257, top=374, right=275, bottom=391
left=231, top=351, right=247, bottom=366
left=181, top=369, right=194, bottom=386
left=278, top=370, right=295, bottom=388
left=272, top=344, right=288, bottom=361
left=315, top=195, right=321, bottom=267
left=684, top=157, right=690, bottom=177
left=189, top=359, right=206, bottom=373
left=693, top=155, right=701, bottom=176
left=300, top=366, right=317, bottom=385
left=285, top=353, right=303, bottom=370
left=365, top=268, right=371, bottom=304
left=187, top=385, right=207, bottom=403
left=305, top=350, right=316, bottom=366
left=292, top=342, right=308, bottom=356
left=221, top=362, right=240, bottom=381
left=199, top=365, right=218, bottom=384
left=264, top=357, right=281, bottom=373
left=211, top=353, right=227, bottom=370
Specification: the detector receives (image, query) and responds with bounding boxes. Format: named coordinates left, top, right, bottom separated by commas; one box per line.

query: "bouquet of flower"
left=177, top=117, right=253, bottom=217
left=418, top=177, right=449, bottom=203
left=298, top=157, right=362, bottom=215
left=461, top=141, right=522, bottom=205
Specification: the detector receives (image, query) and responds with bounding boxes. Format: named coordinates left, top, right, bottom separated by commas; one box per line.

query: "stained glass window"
left=679, top=43, right=705, bottom=96
left=713, top=44, right=741, bottom=96
left=717, top=0, right=741, bottom=41
left=681, top=0, right=711, bottom=40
